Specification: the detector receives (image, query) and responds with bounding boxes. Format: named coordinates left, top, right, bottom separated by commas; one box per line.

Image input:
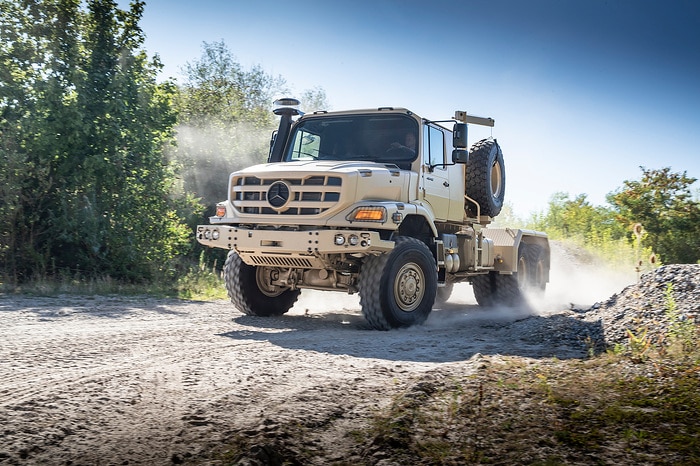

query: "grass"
left=356, top=351, right=700, bottom=465
left=0, top=261, right=228, bottom=301
left=175, top=262, right=228, bottom=301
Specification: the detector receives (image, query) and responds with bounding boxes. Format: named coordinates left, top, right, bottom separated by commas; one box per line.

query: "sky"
left=122, top=0, right=700, bottom=216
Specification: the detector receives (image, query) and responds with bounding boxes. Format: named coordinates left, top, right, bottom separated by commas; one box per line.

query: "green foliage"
left=528, top=192, right=626, bottom=243
left=525, top=192, right=646, bottom=271
left=609, top=167, right=700, bottom=264
left=524, top=167, right=700, bottom=269
left=176, top=251, right=226, bottom=300
left=664, top=283, right=698, bottom=354
left=299, top=86, right=330, bottom=113
left=178, top=40, right=287, bottom=128
left=0, top=0, right=191, bottom=283
left=626, top=326, right=652, bottom=362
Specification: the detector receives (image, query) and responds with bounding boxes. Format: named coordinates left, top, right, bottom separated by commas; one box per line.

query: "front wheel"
left=359, top=237, right=438, bottom=330
left=223, top=251, right=300, bottom=316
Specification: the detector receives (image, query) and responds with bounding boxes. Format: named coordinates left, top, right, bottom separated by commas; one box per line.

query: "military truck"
left=196, top=98, right=549, bottom=330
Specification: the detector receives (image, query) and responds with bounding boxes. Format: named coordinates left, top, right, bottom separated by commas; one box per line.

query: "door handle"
left=426, top=177, right=434, bottom=181
left=443, top=181, right=449, bottom=187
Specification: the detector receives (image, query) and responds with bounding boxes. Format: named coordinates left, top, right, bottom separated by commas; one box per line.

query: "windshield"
left=284, top=113, right=419, bottom=167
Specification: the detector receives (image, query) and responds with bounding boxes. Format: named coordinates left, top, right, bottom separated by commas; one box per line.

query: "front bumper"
left=196, top=225, right=394, bottom=267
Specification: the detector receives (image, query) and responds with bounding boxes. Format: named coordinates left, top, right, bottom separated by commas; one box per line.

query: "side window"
left=423, top=125, right=445, bottom=167
left=289, top=130, right=320, bottom=160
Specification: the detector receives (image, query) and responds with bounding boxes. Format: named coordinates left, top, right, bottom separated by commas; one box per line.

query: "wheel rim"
left=393, top=262, right=425, bottom=312
left=255, top=267, right=286, bottom=297
left=491, top=160, right=503, bottom=199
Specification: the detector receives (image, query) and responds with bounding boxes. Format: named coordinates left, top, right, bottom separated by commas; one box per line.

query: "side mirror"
left=453, top=123, right=468, bottom=149
left=452, top=149, right=469, bottom=164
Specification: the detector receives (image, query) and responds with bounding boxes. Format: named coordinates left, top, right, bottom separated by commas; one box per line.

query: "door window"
left=424, top=125, right=445, bottom=168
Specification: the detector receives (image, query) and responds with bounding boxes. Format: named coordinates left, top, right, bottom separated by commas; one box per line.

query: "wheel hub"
left=256, top=267, right=286, bottom=297
left=394, top=263, right=424, bottom=312
left=491, top=160, right=503, bottom=198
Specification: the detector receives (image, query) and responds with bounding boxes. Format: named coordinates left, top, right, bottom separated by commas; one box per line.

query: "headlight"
left=348, top=234, right=359, bottom=246
left=211, top=229, right=220, bottom=240
left=334, top=234, right=346, bottom=246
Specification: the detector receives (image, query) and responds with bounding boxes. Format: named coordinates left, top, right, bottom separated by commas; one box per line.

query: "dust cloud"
left=542, top=240, right=636, bottom=310
left=173, top=122, right=272, bottom=206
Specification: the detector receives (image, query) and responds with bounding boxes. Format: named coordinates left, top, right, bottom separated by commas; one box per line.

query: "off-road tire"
left=466, top=138, right=505, bottom=217
left=435, top=282, right=454, bottom=304
left=359, top=237, right=438, bottom=330
left=472, top=273, right=496, bottom=307
left=472, top=244, right=527, bottom=307
left=223, top=250, right=300, bottom=316
left=525, top=244, right=547, bottom=292
left=472, top=272, right=523, bottom=307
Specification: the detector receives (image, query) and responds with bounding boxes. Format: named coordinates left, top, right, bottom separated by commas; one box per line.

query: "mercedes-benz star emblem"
left=267, top=181, right=290, bottom=209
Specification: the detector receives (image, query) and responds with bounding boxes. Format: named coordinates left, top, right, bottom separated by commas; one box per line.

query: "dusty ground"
left=0, top=249, right=638, bottom=465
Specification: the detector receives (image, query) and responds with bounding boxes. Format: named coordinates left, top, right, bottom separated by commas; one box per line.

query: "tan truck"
left=196, top=98, right=549, bottom=330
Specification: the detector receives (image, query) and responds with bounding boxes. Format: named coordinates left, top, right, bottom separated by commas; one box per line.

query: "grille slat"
left=231, top=175, right=342, bottom=216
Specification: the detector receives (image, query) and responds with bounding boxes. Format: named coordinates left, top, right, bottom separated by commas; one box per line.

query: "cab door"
left=422, top=124, right=450, bottom=220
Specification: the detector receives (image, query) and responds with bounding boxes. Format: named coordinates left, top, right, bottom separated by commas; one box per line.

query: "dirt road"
left=0, top=276, right=619, bottom=466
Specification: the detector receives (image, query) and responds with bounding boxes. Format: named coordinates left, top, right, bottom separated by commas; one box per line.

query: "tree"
left=178, top=40, right=287, bottom=127
left=529, top=192, right=625, bottom=242
left=0, top=0, right=191, bottom=283
left=608, top=167, right=700, bottom=264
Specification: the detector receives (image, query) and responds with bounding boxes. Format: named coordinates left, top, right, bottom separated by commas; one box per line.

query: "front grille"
left=231, top=175, right=342, bottom=216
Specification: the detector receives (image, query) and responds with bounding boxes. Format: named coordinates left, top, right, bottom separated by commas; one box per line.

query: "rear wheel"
left=471, top=244, right=528, bottom=307
left=525, top=244, right=547, bottom=292
left=435, top=282, right=454, bottom=304
left=359, top=237, right=437, bottom=330
left=223, top=251, right=300, bottom=316
left=472, top=272, right=523, bottom=307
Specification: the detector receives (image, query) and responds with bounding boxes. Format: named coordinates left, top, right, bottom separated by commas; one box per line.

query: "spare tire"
left=466, top=138, right=505, bottom=217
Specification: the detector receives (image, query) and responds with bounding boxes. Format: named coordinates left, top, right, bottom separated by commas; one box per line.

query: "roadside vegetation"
left=352, top=349, right=700, bottom=465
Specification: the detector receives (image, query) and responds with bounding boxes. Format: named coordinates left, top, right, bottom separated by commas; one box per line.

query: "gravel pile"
left=582, top=264, right=700, bottom=348
left=506, top=264, right=700, bottom=354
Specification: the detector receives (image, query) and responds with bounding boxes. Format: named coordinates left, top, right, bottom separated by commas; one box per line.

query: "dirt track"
left=1, top=241, right=639, bottom=465
left=0, top=267, right=627, bottom=466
